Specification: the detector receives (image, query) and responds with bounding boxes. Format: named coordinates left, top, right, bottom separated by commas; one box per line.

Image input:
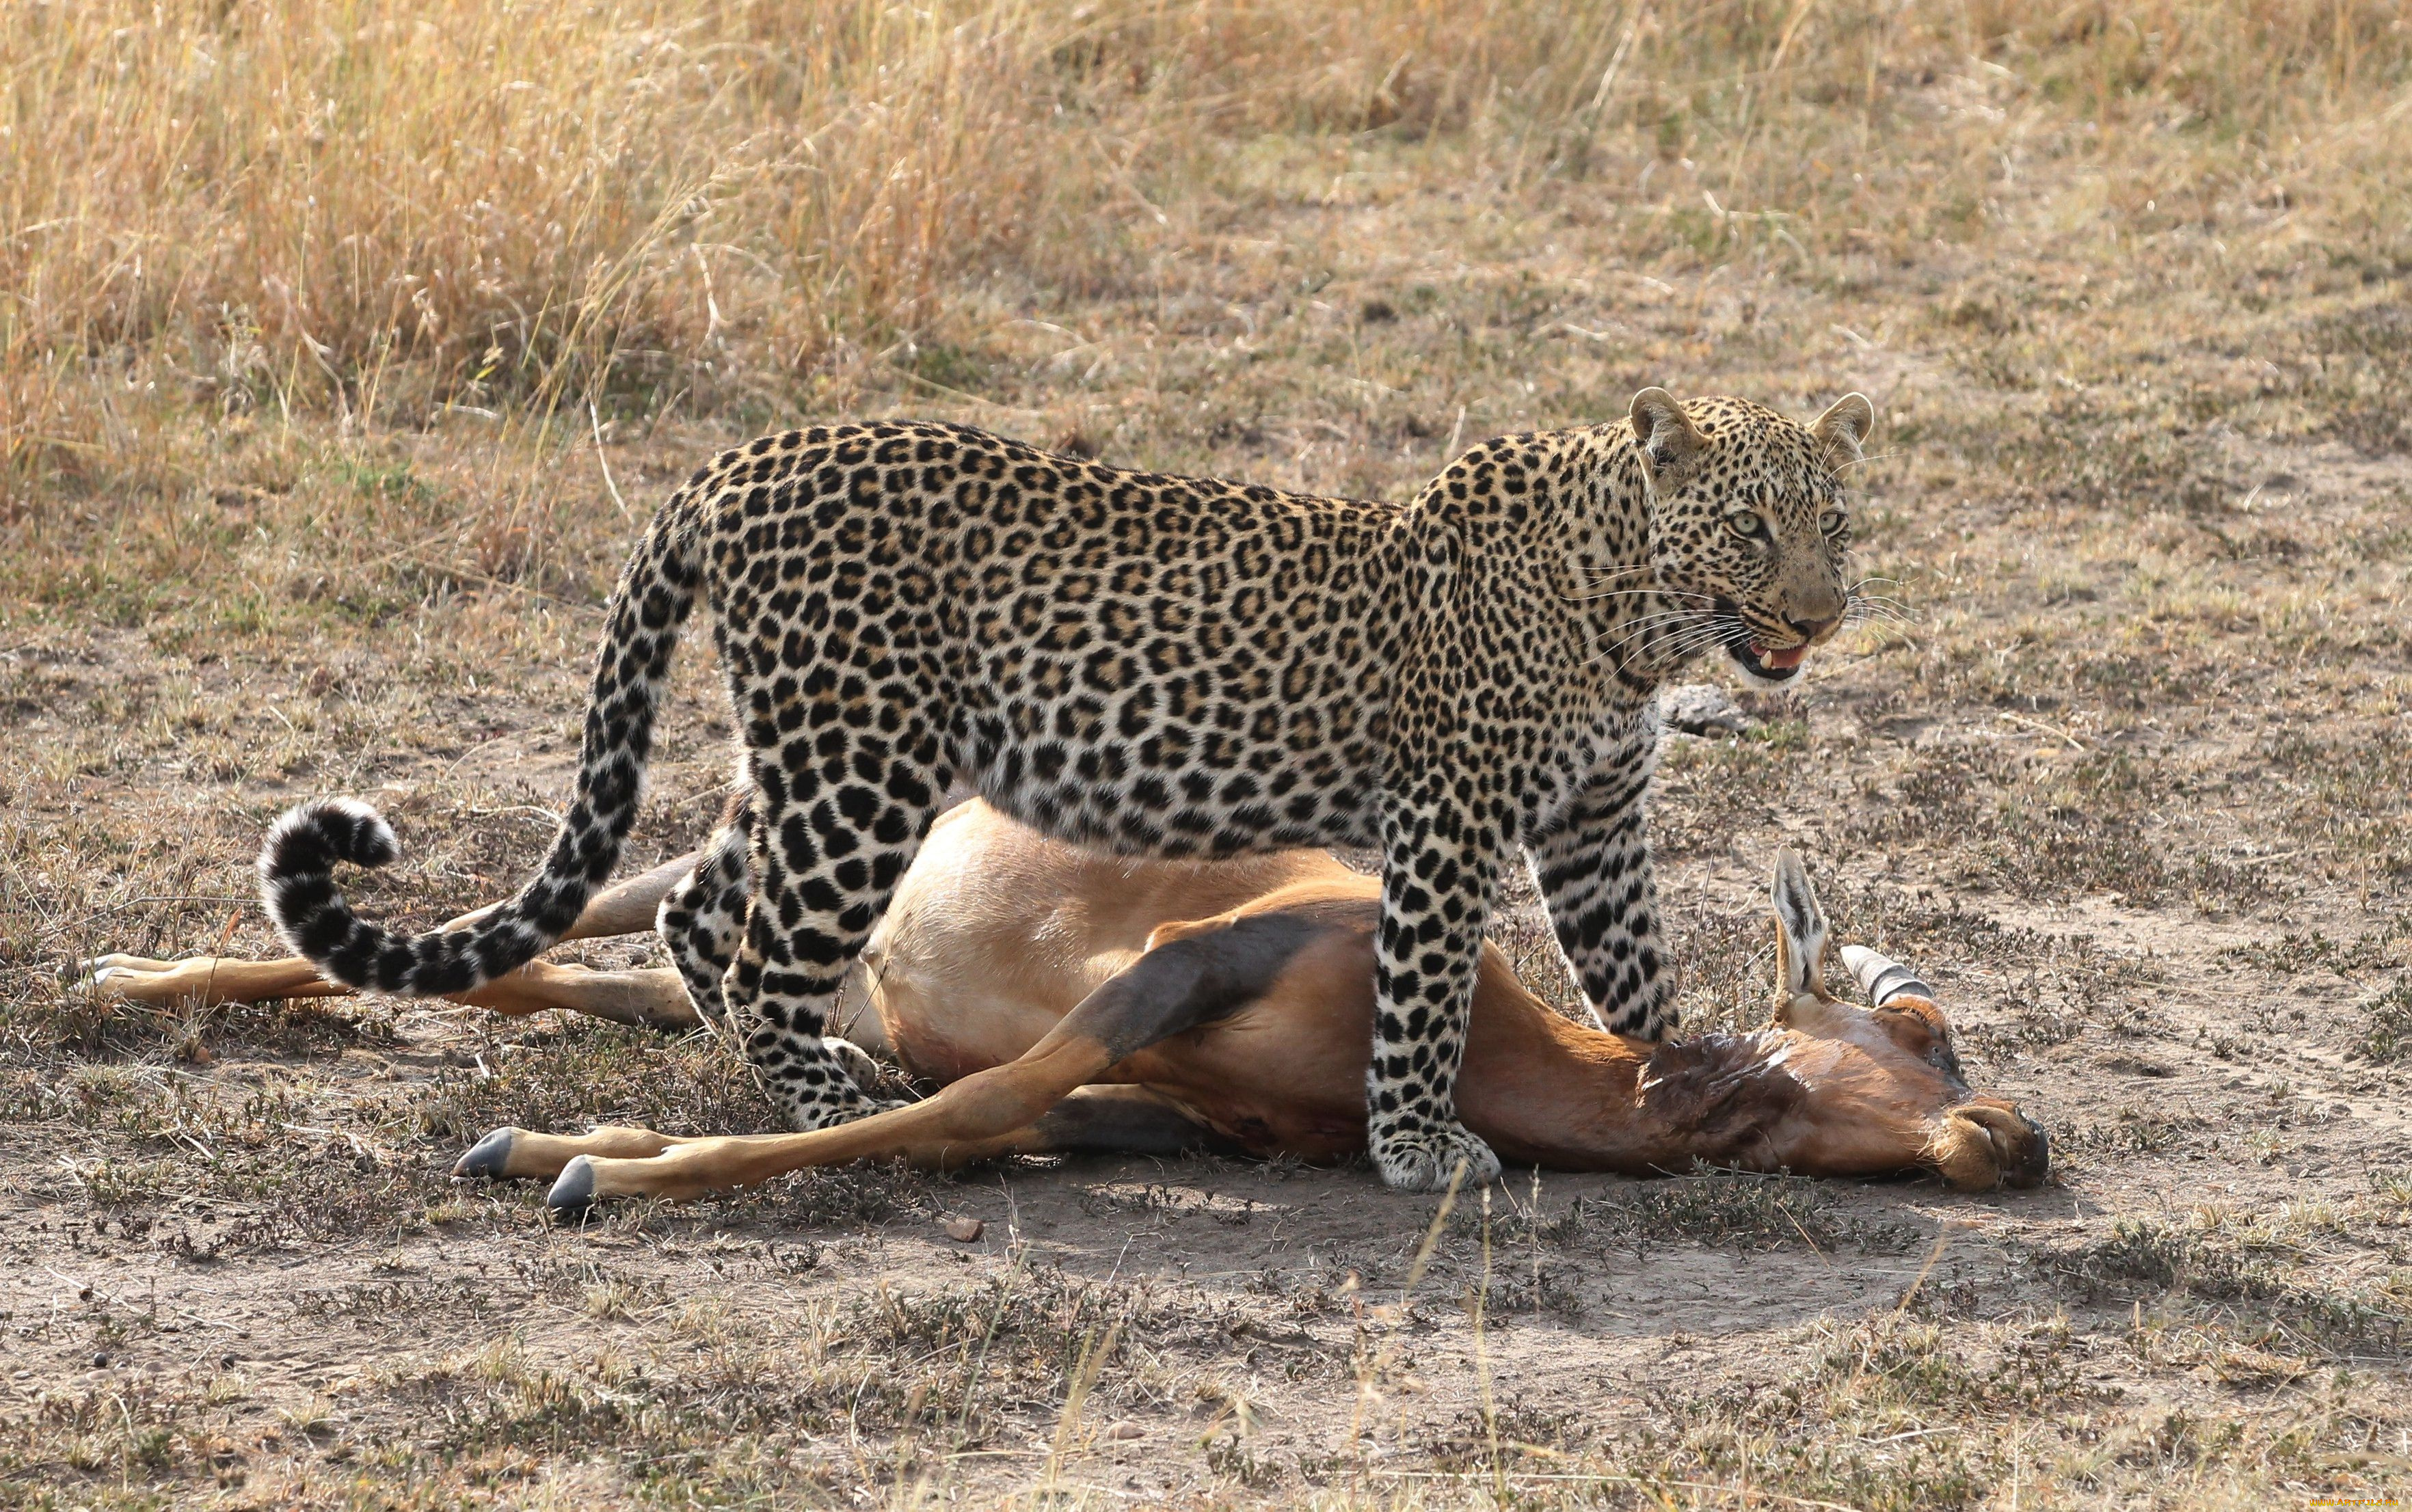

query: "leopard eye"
left=1724, top=510, right=1767, bottom=541
left=1819, top=509, right=1848, bottom=536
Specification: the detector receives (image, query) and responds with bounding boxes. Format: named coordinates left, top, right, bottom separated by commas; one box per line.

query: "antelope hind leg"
left=549, top=1086, right=1227, bottom=1207
left=453, top=1124, right=685, bottom=1182
left=544, top=908, right=1313, bottom=1209
left=544, top=1029, right=1130, bottom=1207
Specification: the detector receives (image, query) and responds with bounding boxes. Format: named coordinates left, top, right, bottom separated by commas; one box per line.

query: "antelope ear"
left=1629, top=388, right=1704, bottom=486
left=1811, top=393, right=1875, bottom=468
left=1144, top=915, right=1227, bottom=951
left=1770, top=848, right=1828, bottom=997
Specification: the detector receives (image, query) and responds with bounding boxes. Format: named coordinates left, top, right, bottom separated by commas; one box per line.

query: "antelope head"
left=1764, top=850, right=2050, bottom=1191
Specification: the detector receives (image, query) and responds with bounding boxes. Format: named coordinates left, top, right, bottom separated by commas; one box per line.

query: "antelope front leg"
left=545, top=1088, right=1216, bottom=1203
left=459, top=962, right=699, bottom=1028
left=449, top=1038, right=1104, bottom=1204
left=75, top=954, right=354, bottom=1008
left=75, top=849, right=706, bottom=1020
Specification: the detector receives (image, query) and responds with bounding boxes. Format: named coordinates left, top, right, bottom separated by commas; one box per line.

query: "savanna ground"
left=4, top=2, right=2412, bottom=1507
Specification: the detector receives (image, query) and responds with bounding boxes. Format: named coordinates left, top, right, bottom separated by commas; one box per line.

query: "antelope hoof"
left=547, top=1157, right=600, bottom=1213
left=453, top=1126, right=522, bottom=1180
left=69, top=955, right=160, bottom=997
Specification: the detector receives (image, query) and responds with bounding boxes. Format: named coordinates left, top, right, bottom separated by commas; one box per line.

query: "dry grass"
left=6, top=1, right=2412, bottom=1507
left=8, top=0, right=2406, bottom=490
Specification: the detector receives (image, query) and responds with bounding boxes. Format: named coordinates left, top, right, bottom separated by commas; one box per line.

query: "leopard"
left=258, top=386, right=1875, bottom=1192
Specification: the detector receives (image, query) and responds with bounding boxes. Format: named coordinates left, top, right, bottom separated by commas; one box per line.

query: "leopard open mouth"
left=1716, top=601, right=1808, bottom=682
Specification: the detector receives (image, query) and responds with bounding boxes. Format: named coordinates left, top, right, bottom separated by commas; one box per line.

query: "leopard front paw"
left=1368, top=1118, right=1501, bottom=1193
left=773, top=1072, right=906, bottom=1131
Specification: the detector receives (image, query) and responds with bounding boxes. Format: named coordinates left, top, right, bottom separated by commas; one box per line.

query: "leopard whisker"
left=1586, top=605, right=1713, bottom=632
left=1586, top=610, right=1715, bottom=653
left=1836, top=605, right=1913, bottom=636
left=1832, top=448, right=1903, bottom=474
left=1586, top=606, right=1714, bottom=637
left=1654, top=623, right=1742, bottom=662
left=1589, top=611, right=1734, bottom=669
left=1586, top=612, right=1715, bottom=665
left=1611, top=633, right=1722, bottom=671
left=1844, top=595, right=1915, bottom=623
left=1562, top=587, right=1718, bottom=605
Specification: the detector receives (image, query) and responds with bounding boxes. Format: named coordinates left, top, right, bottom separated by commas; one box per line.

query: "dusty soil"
left=8, top=95, right=2412, bottom=1512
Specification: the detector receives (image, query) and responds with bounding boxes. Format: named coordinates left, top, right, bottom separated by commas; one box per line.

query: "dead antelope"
left=83, top=801, right=2048, bottom=1206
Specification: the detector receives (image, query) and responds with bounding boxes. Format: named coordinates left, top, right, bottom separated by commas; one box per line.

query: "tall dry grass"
left=3, top=0, right=2407, bottom=492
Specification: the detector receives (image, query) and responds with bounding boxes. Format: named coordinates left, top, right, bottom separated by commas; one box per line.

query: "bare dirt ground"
left=8, top=14, right=2412, bottom=1509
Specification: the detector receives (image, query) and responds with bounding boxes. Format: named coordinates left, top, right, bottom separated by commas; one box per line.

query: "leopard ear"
left=1629, top=388, right=1704, bottom=486
left=1811, top=393, right=1875, bottom=469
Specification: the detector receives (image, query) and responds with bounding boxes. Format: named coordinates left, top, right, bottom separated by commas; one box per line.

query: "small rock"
left=942, top=1216, right=984, bottom=1243
left=1661, top=684, right=1751, bottom=737
left=91, top=1353, right=109, bottom=1369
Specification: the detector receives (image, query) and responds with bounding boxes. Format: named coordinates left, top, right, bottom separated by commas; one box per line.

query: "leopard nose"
left=1787, top=614, right=1840, bottom=643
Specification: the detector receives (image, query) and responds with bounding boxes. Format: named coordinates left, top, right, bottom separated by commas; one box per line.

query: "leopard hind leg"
left=722, top=746, right=951, bottom=1131
left=657, top=790, right=887, bottom=1094
left=656, top=794, right=753, bottom=1035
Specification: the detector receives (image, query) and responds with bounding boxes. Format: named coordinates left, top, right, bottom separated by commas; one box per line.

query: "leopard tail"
left=256, top=494, right=706, bottom=995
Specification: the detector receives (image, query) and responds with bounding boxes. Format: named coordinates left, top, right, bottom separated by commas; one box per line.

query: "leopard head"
left=1624, top=388, right=1873, bottom=686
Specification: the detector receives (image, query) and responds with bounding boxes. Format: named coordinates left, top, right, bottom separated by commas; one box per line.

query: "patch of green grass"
left=407, top=1022, right=776, bottom=1149
left=2220, top=928, right=2407, bottom=977
left=335, top=458, right=436, bottom=504
left=1488, top=1170, right=1922, bottom=1257
left=2353, top=978, right=2412, bottom=1064
left=2048, top=1215, right=2410, bottom=1356
left=2301, top=300, right=2412, bottom=455
left=900, top=340, right=1001, bottom=399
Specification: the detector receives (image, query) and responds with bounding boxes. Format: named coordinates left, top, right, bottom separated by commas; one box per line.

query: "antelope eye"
left=1819, top=509, right=1848, bottom=536
left=1724, top=510, right=1767, bottom=541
